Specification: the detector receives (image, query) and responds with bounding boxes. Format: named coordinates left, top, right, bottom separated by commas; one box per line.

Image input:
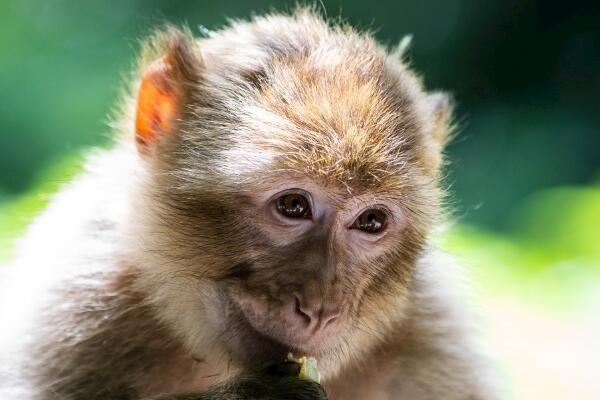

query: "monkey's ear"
left=134, top=29, right=201, bottom=153
left=421, top=92, right=453, bottom=172
left=426, top=92, right=452, bottom=146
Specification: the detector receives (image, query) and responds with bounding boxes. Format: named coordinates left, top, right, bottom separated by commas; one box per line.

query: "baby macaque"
left=0, top=8, right=500, bottom=400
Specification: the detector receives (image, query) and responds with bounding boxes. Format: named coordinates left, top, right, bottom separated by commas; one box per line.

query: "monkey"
left=0, top=8, right=501, bottom=400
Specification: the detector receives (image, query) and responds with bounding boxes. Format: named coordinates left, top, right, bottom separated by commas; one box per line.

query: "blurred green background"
left=0, top=1, right=599, bottom=398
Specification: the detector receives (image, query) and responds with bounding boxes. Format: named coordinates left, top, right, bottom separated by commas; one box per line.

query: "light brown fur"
left=0, top=8, right=500, bottom=400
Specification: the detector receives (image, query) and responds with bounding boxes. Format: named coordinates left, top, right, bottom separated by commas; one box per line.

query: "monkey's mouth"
left=222, top=291, right=323, bottom=367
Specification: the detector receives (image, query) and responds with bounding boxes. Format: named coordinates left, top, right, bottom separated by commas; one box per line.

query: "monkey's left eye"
left=276, top=194, right=312, bottom=219
left=351, top=209, right=387, bottom=234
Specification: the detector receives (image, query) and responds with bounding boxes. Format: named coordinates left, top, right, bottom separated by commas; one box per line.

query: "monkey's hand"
left=146, top=361, right=327, bottom=400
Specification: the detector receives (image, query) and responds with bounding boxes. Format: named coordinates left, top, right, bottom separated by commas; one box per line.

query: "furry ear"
left=134, top=28, right=201, bottom=153
left=426, top=92, right=452, bottom=147
left=419, top=92, right=453, bottom=173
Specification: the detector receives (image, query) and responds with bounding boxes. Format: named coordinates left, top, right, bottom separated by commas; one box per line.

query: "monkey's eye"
left=276, top=194, right=312, bottom=219
left=351, top=209, right=387, bottom=234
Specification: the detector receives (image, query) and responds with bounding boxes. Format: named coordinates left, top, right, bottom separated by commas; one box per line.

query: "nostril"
left=294, top=295, right=311, bottom=326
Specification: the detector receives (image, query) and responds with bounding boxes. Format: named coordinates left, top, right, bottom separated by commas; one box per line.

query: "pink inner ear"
left=134, top=58, right=180, bottom=151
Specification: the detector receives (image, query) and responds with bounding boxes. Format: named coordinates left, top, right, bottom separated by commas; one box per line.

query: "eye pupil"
left=276, top=194, right=311, bottom=219
left=354, top=209, right=387, bottom=233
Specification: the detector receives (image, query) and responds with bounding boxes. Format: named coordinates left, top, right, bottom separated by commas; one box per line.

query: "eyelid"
left=350, top=205, right=393, bottom=225
left=268, top=188, right=314, bottom=209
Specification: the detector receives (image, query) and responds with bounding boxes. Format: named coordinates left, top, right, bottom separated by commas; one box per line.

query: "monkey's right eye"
left=276, top=194, right=312, bottom=219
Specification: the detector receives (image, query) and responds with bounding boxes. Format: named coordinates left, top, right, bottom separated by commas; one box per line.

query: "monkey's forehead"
left=216, top=120, right=420, bottom=195
left=218, top=67, right=427, bottom=190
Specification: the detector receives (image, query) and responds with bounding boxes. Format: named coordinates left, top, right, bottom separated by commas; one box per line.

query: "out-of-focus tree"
left=0, top=0, right=598, bottom=230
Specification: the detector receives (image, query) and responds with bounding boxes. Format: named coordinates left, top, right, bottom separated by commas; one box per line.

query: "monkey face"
left=130, top=19, right=449, bottom=379
left=224, top=179, right=408, bottom=354
left=136, top=164, right=436, bottom=377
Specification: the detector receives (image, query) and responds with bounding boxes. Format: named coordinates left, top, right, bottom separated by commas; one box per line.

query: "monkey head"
left=126, top=11, right=451, bottom=380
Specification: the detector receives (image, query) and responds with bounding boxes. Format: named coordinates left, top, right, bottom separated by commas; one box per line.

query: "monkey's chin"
left=223, top=310, right=291, bottom=367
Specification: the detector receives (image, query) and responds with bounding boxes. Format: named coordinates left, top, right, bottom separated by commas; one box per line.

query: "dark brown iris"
left=276, top=193, right=311, bottom=219
left=353, top=209, right=387, bottom=233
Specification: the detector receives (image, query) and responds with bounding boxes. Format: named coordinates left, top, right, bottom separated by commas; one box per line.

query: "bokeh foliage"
left=1, top=3, right=599, bottom=397
left=0, top=0, right=598, bottom=229
left=1, top=0, right=599, bottom=302
left=0, top=0, right=599, bottom=304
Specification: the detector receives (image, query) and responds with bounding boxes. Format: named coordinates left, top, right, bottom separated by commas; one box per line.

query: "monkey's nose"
left=287, top=295, right=340, bottom=338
